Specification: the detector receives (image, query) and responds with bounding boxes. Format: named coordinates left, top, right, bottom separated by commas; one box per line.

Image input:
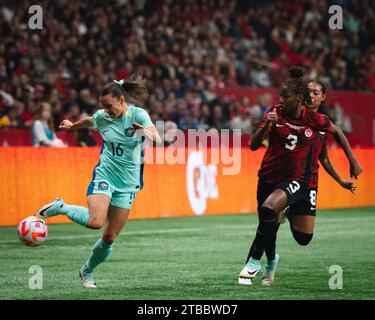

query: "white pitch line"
left=0, top=225, right=254, bottom=244
left=1, top=214, right=373, bottom=244
left=316, top=216, right=375, bottom=222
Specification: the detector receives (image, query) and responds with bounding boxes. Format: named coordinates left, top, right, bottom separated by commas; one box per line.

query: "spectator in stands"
left=77, top=89, right=96, bottom=115
left=230, top=107, right=252, bottom=135
left=199, top=104, right=211, bottom=130
left=0, top=89, right=14, bottom=110
left=0, top=0, right=365, bottom=142
left=65, top=103, right=81, bottom=124
left=21, top=102, right=36, bottom=128
left=76, top=128, right=97, bottom=147
left=0, top=100, right=23, bottom=128
left=249, top=93, right=273, bottom=131
left=0, top=109, right=15, bottom=127
left=162, top=120, right=179, bottom=146
left=31, top=102, right=65, bottom=147
left=171, top=100, right=189, bottom=130
left=330, top=102, right=353, bottom=135
left=186, top=105, right=206, bottom=130
left=208, top=105, right=228, bottom=131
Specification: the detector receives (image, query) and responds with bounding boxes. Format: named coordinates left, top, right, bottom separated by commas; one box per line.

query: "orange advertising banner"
left=0, top=147, right=374, bottom=227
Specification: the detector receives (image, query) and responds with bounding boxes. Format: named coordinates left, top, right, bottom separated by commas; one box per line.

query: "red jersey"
left=258, top=105, right=332, bottom=187
left=309, top=131, right=328, bottom=188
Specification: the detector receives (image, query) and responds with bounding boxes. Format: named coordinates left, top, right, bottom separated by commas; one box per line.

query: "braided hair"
left=282, top=66, right=312, bottom=107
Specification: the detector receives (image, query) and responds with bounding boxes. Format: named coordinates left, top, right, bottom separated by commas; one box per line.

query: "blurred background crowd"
left=1, top=0, right=371, bottom=145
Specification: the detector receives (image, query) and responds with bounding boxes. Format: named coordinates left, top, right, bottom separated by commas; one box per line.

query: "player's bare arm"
left=59, top=117, right=93, bottom=131
left=250, top=111, right=277, bottom=151
left=319, top=145, right=357, bottom=194
left=132, top=123, right=161, bottom=144
left=330, top=122, right=363, bottom=179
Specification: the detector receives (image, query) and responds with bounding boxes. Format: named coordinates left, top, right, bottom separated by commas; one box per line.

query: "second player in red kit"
left=239, top=67, right=362, bottom=287
left=277, top=80, right=361, bottom=246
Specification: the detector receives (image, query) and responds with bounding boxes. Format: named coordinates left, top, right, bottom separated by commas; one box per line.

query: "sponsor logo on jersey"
left=124, top=127, right=136, bottom=137
left=101, top=129, right=108, bottom=138
left=304, top=128, right=313, bottom=137
left=285, top=122, right=305, bottom=130
left=98, top=181, right=109, bottom=190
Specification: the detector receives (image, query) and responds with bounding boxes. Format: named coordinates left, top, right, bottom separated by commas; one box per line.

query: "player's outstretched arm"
left=132, top=123, right=161, bottom=144
left=250, top=111, right=277, bottom=151
left=59, top=117, right=93, bottom=131
left=319, top=145, right=357, bottom=194
left=330, top=122, right=363, bottom=179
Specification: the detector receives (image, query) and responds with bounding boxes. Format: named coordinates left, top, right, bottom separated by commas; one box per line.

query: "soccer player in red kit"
left=239, top=67, right=362, bottom=286
left=272, top=80, right=362, bottom=262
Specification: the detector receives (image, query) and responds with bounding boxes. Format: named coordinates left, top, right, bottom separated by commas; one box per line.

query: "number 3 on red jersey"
left=285, top=134, right=298, bottom=150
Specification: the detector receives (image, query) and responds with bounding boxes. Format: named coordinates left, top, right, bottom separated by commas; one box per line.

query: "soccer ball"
left=17, top=216, right=48, bottom=247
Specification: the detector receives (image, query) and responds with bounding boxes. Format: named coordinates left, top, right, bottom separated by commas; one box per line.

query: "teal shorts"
left=86, top=179, right=137, bottom=210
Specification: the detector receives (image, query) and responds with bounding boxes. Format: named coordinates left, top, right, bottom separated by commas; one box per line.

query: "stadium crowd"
left=0, top=0, right=370, bottom=143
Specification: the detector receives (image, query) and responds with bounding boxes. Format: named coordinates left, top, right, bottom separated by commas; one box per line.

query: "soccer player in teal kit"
left=35, top=75, right=161, bottom=288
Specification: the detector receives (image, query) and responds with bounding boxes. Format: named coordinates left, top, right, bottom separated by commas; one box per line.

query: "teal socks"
left=84, top=239, right=114, bottom=273
left=57, top=206, right=113, bottom=275
left=59, top=204, right=90, bottom=227
left=246, top=257, right=261, bottom=269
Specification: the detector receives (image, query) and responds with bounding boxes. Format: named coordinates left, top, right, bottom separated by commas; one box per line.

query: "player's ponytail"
left=283, top=66, right=312, bottom=107
left=100, top=73, right=148, bottom=102
left=118, top=74, right=148, bottom=101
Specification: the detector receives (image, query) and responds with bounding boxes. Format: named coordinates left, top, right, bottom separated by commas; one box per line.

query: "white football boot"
left=79, top=266, right=97, bottom=289
left=35, top=198, right=65, bottom=219
left=238, top=259, right=262, bottom=285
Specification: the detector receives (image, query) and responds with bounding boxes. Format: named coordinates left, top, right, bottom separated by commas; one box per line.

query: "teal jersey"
left=90, top=104, right=153, bottom=193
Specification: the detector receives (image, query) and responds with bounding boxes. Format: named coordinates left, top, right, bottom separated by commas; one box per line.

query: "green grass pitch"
left=0, top=207, right=374, bottom=300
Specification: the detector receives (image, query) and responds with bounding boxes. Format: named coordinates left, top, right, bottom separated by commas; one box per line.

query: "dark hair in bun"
left=289, top=66, right=304, bottom=79
left=282, top=66, right=311, bottom=106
